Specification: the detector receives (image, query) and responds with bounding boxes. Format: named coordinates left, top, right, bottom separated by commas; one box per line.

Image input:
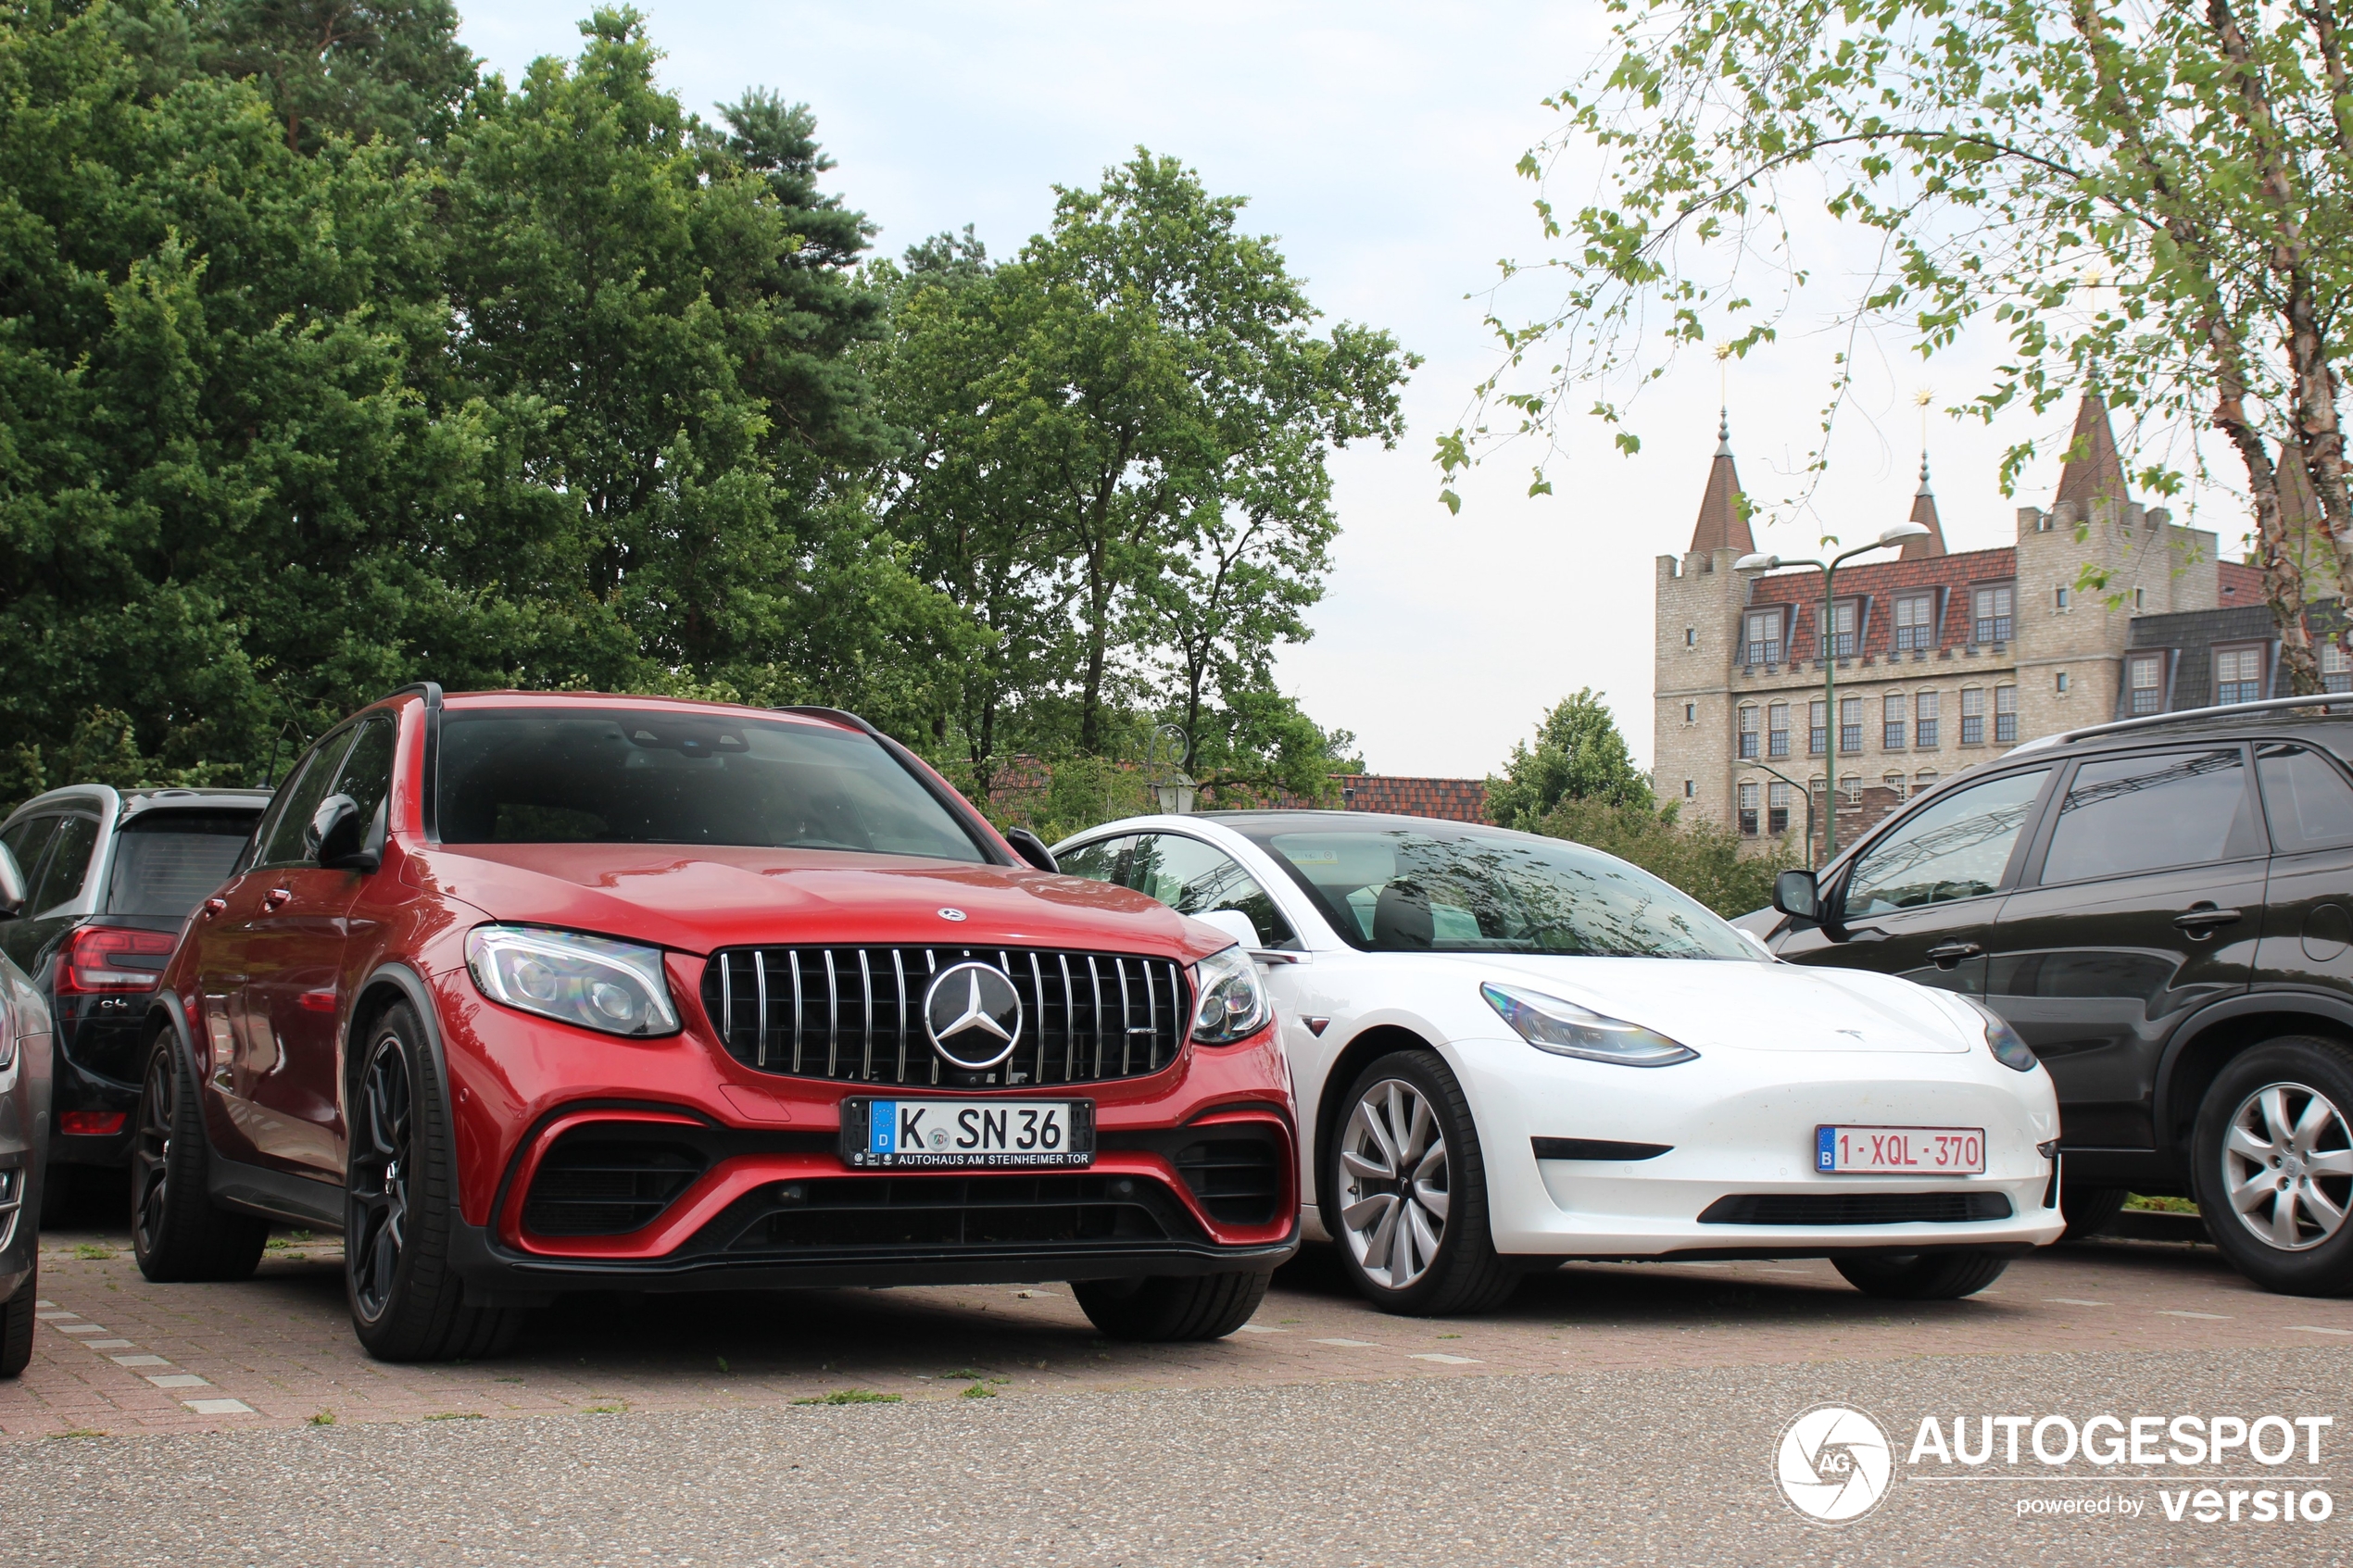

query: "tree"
left=1534, top=795, right=1801, bottom=917
left=1441, top=0, right=2353, bottom=692
left=194, top=0, right=477, bottom=151
left=1486, top=690, right=1656, bottom=831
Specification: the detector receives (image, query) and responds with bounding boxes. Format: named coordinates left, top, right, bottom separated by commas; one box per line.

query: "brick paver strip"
left=1, top=1226, right=2347, bottom=1440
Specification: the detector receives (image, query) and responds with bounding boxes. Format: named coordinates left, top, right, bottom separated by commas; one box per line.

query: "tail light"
left=57, top=926, right=176, bottom=995
left=60, top=1110, right=127, bottom=1136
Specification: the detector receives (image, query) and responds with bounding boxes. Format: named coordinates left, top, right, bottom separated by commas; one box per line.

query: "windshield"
left=106, top=809, right=263, bottom=918
left=1234, top=820, right=1755, bottom=960
left=435, top=709, right=986, bottom=861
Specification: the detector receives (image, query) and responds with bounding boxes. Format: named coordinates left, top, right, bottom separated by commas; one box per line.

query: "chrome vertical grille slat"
left=701, top=946, right=1189, bottom=1087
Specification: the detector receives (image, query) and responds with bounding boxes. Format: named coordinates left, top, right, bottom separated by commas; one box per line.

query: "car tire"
left=1323, top=1048, right=1518, bottom=1316
left=2057, top=1185, right=2129, bottom=1243
left=0, top=1261, right=33, bottom=1378
left=2190, top=1035, right=2353, bottom=1297
left=1072, top=1269, right=1274, bottom=1341
left=130, top=1034, right=268, bottom=1284
left=346, top=1003, right=522, bottom=1361
left=1831, top=1249, right=2010, bottom=1299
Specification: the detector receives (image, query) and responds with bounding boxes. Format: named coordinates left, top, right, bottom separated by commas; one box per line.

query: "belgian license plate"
left=1816, top=1124, right=1986, bottom=1174
left=840, top=1098, right=1094, bottom=1169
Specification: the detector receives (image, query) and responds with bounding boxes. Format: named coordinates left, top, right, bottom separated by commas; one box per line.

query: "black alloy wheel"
left=129, top=1034, right=267, bottom=1283
left=346, top=1034, right=413, bottom=1324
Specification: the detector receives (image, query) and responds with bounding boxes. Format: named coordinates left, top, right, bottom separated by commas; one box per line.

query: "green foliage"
left=1534, top=795, right=1801, bottom=919
left=1486, top=690, right=1655, bottom=830
left=193, top=0, right=477, bottom=152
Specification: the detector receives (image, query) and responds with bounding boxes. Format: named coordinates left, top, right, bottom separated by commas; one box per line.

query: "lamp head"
left=1732, top=552, right=1780, bottom=571
left=1876, top=521, right=1933, bottom=546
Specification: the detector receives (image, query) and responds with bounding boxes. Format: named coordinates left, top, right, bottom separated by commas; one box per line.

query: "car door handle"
left=2173, top=906, right=2243, bottom=933
left=202, top=897, right=228, bottom=920
left=262, top=887, right=293, bottom=910
left=1924, top=941, right=1983, bottom=970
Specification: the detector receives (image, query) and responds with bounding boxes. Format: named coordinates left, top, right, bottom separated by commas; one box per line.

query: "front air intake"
left=1698, top=1191, right=2014, bottom=1226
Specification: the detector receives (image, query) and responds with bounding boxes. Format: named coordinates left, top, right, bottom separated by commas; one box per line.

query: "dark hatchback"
left=1742, top=697, right=2353, bottom=1296
left=0, top=786, right=271, bottom=1184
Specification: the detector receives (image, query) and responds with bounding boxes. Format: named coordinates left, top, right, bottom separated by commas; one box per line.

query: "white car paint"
left=1056, top=813, right=2065, bottom=1261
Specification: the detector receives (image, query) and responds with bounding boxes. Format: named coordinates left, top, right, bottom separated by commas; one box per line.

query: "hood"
left=404, top=843, right=1216, bottom=960
left=1462, top=953, right=1977, bottom=1055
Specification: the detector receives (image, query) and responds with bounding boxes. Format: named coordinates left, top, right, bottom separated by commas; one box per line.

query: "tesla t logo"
left=923, top=961, right=1024, bottom=1070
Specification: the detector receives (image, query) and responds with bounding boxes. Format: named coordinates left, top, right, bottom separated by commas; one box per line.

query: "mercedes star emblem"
left=923, top=961, right=1024, bottom=1070
left=937, top=907, right=968, bottom=922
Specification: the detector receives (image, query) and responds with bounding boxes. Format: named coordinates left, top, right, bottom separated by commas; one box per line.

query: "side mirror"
left=1193, top=908, right=1264, bottom=949
left=0, top=844, right=23, bottom=920
left=310, top=795, right=381, bottom=873
left=1772, top=869, right=1822, bottom=922
left=1003, top=827, right=1059, bottom=873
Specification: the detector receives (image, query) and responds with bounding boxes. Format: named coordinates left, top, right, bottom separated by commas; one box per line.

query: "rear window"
left=434, top=709, right=986, bottom=861
left=107, top=809, right=263, bottom=918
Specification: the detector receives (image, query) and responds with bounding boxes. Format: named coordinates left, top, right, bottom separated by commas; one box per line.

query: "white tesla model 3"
left=1051, top=811, right=2063, bottom=1316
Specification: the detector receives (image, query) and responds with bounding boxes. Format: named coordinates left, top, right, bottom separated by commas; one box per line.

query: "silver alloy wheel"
left=1336, top=1078, right=1451, bottom=1290
left=2221, top=1081, right=2353, bottom=1252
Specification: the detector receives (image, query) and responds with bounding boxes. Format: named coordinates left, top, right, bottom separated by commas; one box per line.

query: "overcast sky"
left=460, top=1, right=2252, bottom=777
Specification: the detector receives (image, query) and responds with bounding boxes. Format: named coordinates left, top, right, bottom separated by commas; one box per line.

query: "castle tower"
left=1688, top=410, right=1755, bottom=555
left=1655, top=410, right=1757, bottom=830
left=1902, top=452, right=1947, bottom=559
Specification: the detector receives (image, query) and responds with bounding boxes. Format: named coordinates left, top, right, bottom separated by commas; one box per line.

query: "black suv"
left=1743, top=696, right=2353, bottom=1296
left=0, top=785, right=271, bottom=1193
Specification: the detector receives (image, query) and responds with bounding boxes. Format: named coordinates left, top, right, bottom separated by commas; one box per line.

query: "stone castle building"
left=1653, top=395, right=2277, bottom=858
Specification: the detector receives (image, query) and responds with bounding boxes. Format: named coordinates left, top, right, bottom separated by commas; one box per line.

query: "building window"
left=2323, top=641, right=2352, bottom=694
left=2056, top=670, right=2070, bottom=695
left=2127, top=652, right=2164, bottom=715
left=1738, top=782, right=1760, bottom=836
left=1960, top=686, right=1986, bottom=745
left=2216, top=644, right=2266, bottom=706
left=1743, top=608, right=1783, bottom=666
left=1841, top=773, right=1863, bottom=806
left=1882, top=771, right=1906, bottom=802
left=2133, top=586, right=2146, bottom=611
left=1809, top=698, right=1828, bottom=756
left=1767, top=781, right=1791, bottom=835
left=1825, top=598, right=1861, bottom=659
left=1972, top=583, right=2013, bottom=644
left=1738, top=704, right=1759, bottom=759
left=1684, top=701, right=1696, bottom=724
left=1994, top=684, right=2018, bottom=744
left=1768, top=701, right=1791, bottom=757
left=2055, top=585, right=2070, bottom=610
left=1882, top=692, right=1906, bottom=749
left=1916, top=770, right=1938, bottom=791
left=1684, top=626, right=1696, bottom=647
left=1684, top=779, right=1695, bottom=798
left=1915, top=690, right=1940, bottom=748
left=1894, top=592, right=1936, bottom=651
left=1839, top=696, right=1863, bottom=754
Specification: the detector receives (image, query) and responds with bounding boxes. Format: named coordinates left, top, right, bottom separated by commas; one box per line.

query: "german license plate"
left=1816, top=1124, right=1985, bottom=1174
left=840, top=1098, right=1094, bottom=1169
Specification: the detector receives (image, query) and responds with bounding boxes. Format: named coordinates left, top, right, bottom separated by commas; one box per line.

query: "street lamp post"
left=1735, top=523, right=1932, bottom=865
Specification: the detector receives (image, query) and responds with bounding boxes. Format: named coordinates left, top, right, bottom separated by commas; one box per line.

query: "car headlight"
left=1961, top=996, right=2038, bottom=1073
left=1480, top=981, right=1698, bottom=1067
left=464, top=926, right=680, bottom=1037
left=1190, top=945, right=1271, bottom=1045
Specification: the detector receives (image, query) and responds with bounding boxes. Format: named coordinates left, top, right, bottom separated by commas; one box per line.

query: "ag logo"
left=1774, top=1405, right=1893, bottom=1524
left=923, top=961, right=1023, bottom=1070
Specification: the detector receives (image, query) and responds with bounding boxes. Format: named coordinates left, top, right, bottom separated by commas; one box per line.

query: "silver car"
left=0, top=843, right=56, bottom=1376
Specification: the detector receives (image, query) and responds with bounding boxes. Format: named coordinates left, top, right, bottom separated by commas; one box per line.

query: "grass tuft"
left=792, top=1389, right=900, bottom=1406
left=308, top=1411, right=336, bottom=1426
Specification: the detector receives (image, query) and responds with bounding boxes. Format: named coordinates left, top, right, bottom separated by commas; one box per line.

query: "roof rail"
left=381, top=681, right=443, bottom=709
left=774, top=704, right=875, bottom=735
left=2010, top=691, right=2353, bottom=755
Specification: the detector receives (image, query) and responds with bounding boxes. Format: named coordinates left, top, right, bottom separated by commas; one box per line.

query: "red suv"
left=133, top=688, right=1296, bottom=1360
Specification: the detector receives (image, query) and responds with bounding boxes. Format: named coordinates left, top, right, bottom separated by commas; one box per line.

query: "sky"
left=459, top=1, right=2255, bottom=778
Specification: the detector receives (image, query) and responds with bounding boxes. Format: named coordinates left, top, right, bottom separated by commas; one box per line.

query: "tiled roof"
left=1744, top=546, right=2019, bottom=662
left=1331, top=774, right=1492, bottom=823
left=2218, top=560, right=2264, bottom=604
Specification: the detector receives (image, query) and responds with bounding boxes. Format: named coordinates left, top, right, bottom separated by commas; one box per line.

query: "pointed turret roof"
left=1902, top=451, right=1947, bottom=559
left=1689, top=409, right=1755, bottom=554
left=2054, top=394, right=2130, bottom=510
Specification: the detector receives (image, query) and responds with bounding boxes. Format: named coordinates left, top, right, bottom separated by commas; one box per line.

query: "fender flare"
left=2151, top=987, right=2353, bottom=1155
left=347, top=964, right=460, bottom=1188
left=145, top=988, right=214, bottom=1146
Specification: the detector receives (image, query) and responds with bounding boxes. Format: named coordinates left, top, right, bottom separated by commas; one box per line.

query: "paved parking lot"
left=5, top=1212, right=2349, bottom=1439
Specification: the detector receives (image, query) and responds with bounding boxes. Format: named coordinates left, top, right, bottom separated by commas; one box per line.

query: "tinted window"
left=28, top=814, right=100, bottom=917
left=1844, top=769, right=2050, bottom=917
left=106, top=809, right=265, bottom=918
left=1055, top=835, right=1135, bottom=885
left=2257, top=743, right=2353, bottom=854
left=258, top=734, right=355, bottom=867
left=434, top=709, right=985, bottom=861
left=1234, top=820, right=1754, bottom=960
left=0, top=815, right=60, bottom=892
left=332, top=716, right=399, bottom=829
left=2041, top=747, right=2261, bottom=885
left=1114, top=834, right=1296, bottom=948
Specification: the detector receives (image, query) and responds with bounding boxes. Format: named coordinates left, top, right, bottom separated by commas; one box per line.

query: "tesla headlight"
left=465, top=926, right=680, bottom=1037
left=1480, top=982, right=1698, bottom=1067
left=1190, top=945, right=1271, bottom=1045
left=1961, top=996, right=2038, bottom=1073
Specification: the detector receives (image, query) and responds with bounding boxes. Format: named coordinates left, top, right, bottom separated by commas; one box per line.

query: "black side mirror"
left=310, top=794, right=381, bottom=873
left=1772, top=869, right=1822, bottom=922
left=1003, top=827, right=1059, bottom=873
left=0, top=844, right=23, bottom=920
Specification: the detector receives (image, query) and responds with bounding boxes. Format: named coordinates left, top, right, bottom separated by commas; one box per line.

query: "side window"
left=331, top=716, right=399, bottom=830
left=1844, top=769, right=2051, bottom=917
left=1126, top=834, right=1298, bottom=948
left=2040, top=747, right=2262, bottom=885
left=2256, top=743, right=2353, bottom=855
left=0, top=815, right=61, bottom=891
left=28, top=815, right=101, bottom=917
left=257, top=732, right=357, bottom=867
left=1054, top=835, right=1135, bottom=886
